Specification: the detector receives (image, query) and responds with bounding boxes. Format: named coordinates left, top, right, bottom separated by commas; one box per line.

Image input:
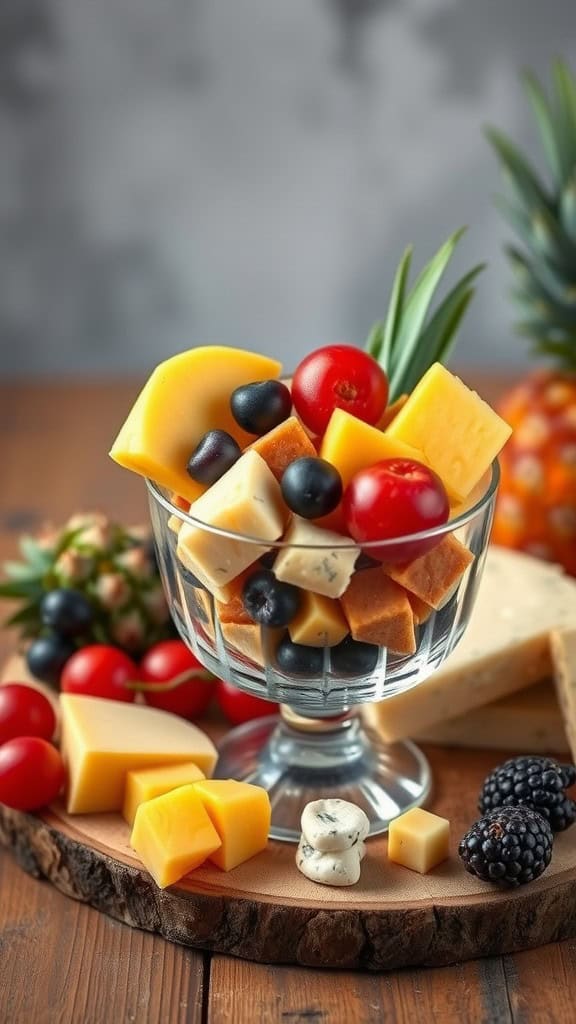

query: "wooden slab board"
left=2, top=657, right=576, bottom=970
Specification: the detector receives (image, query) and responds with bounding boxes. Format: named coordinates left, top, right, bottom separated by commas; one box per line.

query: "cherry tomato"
left=60, top=645, right=137, bottom=702
left=291, top=345, right=388, bottom=435
left=215, top=679, right=278, bottom=726
left=343, top=458, right=450, bottom=563
left=139, top=640, right=215, bottom=720
left=0, top=736, right=65, bottom=811
left=0, top=684, right=56, bottom=745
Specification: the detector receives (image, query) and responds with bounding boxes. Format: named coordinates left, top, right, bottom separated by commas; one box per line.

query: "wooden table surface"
left=1, top=372, right=575, bottom=1024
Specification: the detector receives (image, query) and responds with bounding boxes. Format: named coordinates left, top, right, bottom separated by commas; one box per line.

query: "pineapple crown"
left=486, top=59, right=576, bottom=370
left=365, top=228, right=485, bottom=401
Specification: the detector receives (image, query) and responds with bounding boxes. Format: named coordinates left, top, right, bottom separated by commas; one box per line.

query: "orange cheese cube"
left=386, top=534, right=473, bottom=610
left=215, top=567, right=255, bottom=624
left=123, top=762, right=206, bottom=826
left=388, top=807, right=450, bottom=874
left=289, top=591, right=349, bottom=647
left=319, top=408, right=426, bottom=490
left=385, top=363, right=512, bottom=502
left=193, top=779, right=271, bottom=871
left=248, top=416, right=317, bottom=481
left=340, top=567, right=416, bottom=654
left=131, top=784, right=222, bottom=888
left=407, top=592, right=434, bottom=626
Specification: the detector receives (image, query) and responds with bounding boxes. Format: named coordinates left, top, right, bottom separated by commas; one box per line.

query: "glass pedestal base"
left=214, top=712, right=431, bottom=843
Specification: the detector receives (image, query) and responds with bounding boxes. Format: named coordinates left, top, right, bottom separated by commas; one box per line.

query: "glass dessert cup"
left=147, top=463, right=499, bottom=842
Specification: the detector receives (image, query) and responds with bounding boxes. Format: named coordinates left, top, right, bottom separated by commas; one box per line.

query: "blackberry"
left=479, top=755, right=576, bottom=832
left=459, top=806, right=553, bottom=888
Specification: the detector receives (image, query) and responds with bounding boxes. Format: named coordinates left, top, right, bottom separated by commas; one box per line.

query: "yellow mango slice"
left=109, top=346, right=282, bottom=503
left=385, top=363, right=512, bottom=502
left=193, top=779, right=271, bottom=871
left=319, top=408, right=425, bottom=490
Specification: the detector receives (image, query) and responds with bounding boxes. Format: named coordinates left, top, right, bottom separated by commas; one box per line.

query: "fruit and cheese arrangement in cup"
left=109, top=342, right=510, bottom=712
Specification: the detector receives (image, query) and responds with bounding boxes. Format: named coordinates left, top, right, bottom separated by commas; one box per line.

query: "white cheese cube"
left=273, top=518, right=359, bottom=598
left=296, top=838, right=363, bottom=886
left=301, top=798, right=370, bottom=853
left=176, top=450, right=286, bottom=597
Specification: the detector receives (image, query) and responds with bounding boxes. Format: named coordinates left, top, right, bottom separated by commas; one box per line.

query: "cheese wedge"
left=60, top=694, right=218, bottom=814
left=319, top=408, right=425, bottom=490
left=109, top=346, right=282, bottom=503
left=551, top=628, right=576, bottom=762
left=364, top=547, right=576, bottom=743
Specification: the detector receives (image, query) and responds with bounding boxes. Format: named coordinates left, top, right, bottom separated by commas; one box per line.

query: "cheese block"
left=60, top=694, right=218, bottom=814
left=551, top=628, right=576, bottom=762
left=247, top=416, right=317, bottom=481
left=319, top=408, right=425, bottom=490
left=176, top=451, right=286, bottom=597
left=131, top=785, right=222, bottom=888
left=123, top=762, right=206, bottom=826
left=363, top=547, right=576, bottom=743
left=388, top=808, right=450, bottom=874
left=385, top=534, right=473, bottom=610
left=340, top=567, right=416, bottom=654
left=273, top=517, right=359, bottom=598
left=385, top=363, right=512, bottom=502
left=300, top=799, right=369, bottom=853
left=296, top=838, right=363, bottom=886
left=414, top=681, right=569, bottom=753
left=289, top=591, right=349, bottom=647
left=109, top=346, right=282, bottom=503
left=192, top=779, right=271, bottom=871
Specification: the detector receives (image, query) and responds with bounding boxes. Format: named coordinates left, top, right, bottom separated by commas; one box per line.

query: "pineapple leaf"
left=522, top=70, right=567, bottom=186
left=560, top=175, right=576, bottom=245
left=506, top=244, right=576, bottom=307
left=379, top=244, right=413, bottom=377
left=552, top=60, right=576, bottom=173
left=484, top=126, right=552, bottom=213
left=365, top=320, right=385, bottom=361
left=388, top=228, right=467, bottom=399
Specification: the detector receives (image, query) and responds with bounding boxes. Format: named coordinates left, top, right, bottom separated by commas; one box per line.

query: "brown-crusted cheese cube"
left=340, top=567, right=416, bottom=654
left=407, top=592, right=434, bottom=625
left=385, top=534, right=474, bottom=610
left=247, top=416, right=317, bottom=482
left=220, top=622, right=282, bottom=667
left=215, top=567, right=257, bottom=625
left=289, top=591, right=349, bottom=647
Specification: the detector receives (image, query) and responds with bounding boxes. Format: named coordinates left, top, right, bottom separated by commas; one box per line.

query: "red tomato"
left=215, top=679, right=278, bottom=726
left=139, top=640, right=215, bottom=720
left=0, top=736, right=65, bottom=811
left=0, top=684, right=56, bottom=745
left=343, top=458, right=450, bottom=563
left=291, top=345, right=388, bottom=435
left=60, top=645, right=137, bottom=702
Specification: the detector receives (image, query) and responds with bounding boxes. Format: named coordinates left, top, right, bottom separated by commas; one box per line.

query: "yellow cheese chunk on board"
left=60, top=694, right=217, bottom=814
left=193, top=779, right=271, bottom=871
left=176, top=450, right=286, bottom=597
left=385, top=363, right=512, bottom=502
left=319, top=408, right=425, bottom=489
left=109, top=346, right=282, bottom=503
left=122, top=761, right=206, bottom=826
left=131, top=784, right=222, bottom=888
left=388, top=807, right=450, bottom=874
left=289, top=591, right=349, bottom=647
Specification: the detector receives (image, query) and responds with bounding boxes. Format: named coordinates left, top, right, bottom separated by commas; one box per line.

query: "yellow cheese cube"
left=289, top=591, right=349, bottom=647
left=193, top=779, right=271, bottom=871
left=109, top=346, right=282, bottom=503
left=319, top=408, right=425, bottom=490
left=122, top=762, right=206, bottom=826
left=176, top=451, right=286, bottom=597
left=385, top=363, right=512, bottom=502
left=388, top=807, right=450, bottom=874
left=131, top=785, right=222, bottom=888
left=60, top=694, right=217, bottom=814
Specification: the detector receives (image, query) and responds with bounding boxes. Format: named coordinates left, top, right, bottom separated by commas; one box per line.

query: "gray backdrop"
left=0, top=0, right=574, bottom=377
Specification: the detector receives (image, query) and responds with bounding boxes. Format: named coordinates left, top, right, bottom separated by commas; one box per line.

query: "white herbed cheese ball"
left=301, top=798, right=370, bottom=853
left=296, top=837, right=364, bottom=886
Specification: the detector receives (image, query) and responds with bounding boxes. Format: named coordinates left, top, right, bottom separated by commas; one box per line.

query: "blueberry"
left=26, top=633, right=76, bottom=687
left=230, top=380, right=292, bottom=435
left=281, top=457, right=342, bottom=519
left=330, top=635, right=379, bottom=677
left=187, top=430, right=241, bottom=485
left=242, top=570, right=301, bottom=627
left=275, top=635, right=324, bottom=676
left=40, top=588, right=93, bottom=637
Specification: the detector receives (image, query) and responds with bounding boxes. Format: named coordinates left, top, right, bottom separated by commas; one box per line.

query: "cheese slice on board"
left=364, top=547, right=576, bottom=744
left=551, top=629, right=576, bottom=762
left=60, top=694, right=218, bottom=814
left=414, top=681, right=569, bottom=754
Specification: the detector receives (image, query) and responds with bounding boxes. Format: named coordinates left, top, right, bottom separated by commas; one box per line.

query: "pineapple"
left=0, top=512, right=176, bottom=661
left=486, top=60, right=576, bottom=575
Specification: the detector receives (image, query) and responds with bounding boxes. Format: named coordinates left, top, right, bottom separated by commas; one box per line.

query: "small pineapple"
left=0, top=511, right=176, bottom=665
left=487, top=60, right=576, bottom=575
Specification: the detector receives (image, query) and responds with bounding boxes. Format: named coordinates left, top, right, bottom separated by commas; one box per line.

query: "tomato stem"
left=126, top=667, right=215, bottom=693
